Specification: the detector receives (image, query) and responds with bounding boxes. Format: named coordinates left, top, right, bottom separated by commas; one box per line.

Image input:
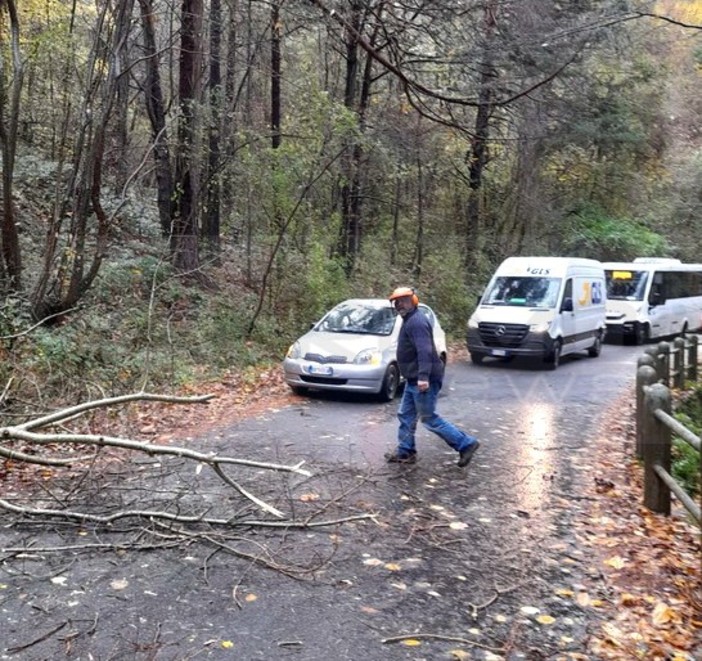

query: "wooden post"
left=656, top=342, right=670, bottom=387
left=672, top=337, right=685, bottom=389
left=642, top=383, right=672, bottom=515
left=687, top=335, right=698, bottom=381
left=636, top=363, right=659, bottom=459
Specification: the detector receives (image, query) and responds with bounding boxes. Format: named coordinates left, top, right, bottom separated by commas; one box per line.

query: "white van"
left=466, top=257, right=607, bottom=369
left=602, top=258, right=702, bottom=344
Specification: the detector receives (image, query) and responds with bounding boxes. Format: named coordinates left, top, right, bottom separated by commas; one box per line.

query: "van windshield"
left=605, top=270, right=648, bottom=301
left=482, top=277, right=561, bottom=308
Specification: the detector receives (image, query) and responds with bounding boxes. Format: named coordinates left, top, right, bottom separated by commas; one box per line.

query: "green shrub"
left=672, top=389, right=701, bottom=499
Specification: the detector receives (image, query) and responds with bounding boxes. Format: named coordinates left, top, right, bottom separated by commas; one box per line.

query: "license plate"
left=305, top=364, right=333, bottom=376
left=490, top=349, right=507, bottom=357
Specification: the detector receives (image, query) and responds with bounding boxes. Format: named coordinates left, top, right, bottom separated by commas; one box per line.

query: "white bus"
left=602, top=258, right=702, bottom=344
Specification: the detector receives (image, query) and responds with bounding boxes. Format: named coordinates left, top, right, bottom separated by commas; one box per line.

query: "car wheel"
left=378, top=364, right=400, bottom=402
left=470, top=352, right=485, bottom=365
left=587, top=332, right=602, bottom=358
left=545, top=340, right=562, bottom=370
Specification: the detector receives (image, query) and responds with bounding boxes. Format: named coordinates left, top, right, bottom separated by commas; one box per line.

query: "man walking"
left=385, top=287, right=481, bottom=467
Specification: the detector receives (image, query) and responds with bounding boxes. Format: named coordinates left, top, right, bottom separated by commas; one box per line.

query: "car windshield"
left=315, top=302, right=397, bottom=335
left=605, top=269, right=649, bottom=301
left=482, top=276, right=561, bottom=308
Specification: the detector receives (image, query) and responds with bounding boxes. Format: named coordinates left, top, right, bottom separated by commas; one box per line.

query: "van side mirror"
left=561, top=297, right=574, bottom=312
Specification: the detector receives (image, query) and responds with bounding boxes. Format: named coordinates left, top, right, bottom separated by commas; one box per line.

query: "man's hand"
left=417, top=380, right=429, bottom=392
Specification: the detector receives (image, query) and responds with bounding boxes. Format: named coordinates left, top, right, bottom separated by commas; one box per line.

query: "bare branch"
left=15, top=391, right=215, bottom=431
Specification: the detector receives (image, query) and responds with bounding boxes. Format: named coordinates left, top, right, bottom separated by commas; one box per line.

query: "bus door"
left=647, top=272, right=671, bottom=336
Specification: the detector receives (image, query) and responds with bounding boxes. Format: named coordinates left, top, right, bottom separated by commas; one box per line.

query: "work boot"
left=384, top=450, right=417, bottom=464
left=457, top=440, right=480, bottom=467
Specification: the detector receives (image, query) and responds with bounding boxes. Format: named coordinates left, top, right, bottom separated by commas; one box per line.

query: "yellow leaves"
left=220, top=640, right=234, bottom=649
left=450, top=650, right=471, bottom=660
left=619, top=592, right=640, bottom=607
left=244, top=593, right=257, bottom=603
left=600, top=622, right=626, bottom=648
left=299, top=493, right=319, bottom=502
left=575, top=591, right=604, bottom=608
left=384, top=562, right=401, bottom=572
left=536, top=614, right=556, bottom=625
left=651, top=600, right=679, bottom=627
left=604, top=555, right=627, bottom=569
left=400, top=638, right=421, bottom=647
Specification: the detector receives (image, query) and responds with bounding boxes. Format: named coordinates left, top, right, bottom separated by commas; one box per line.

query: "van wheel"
left=470, top=352, right=485, bottom=365
left=378, top=364, right=400, bottom=402
left=545, top=340, right=562, bottom=370
left=634, top=324, right=650, bottom=345
left=588, top=332, right=602, bottom=358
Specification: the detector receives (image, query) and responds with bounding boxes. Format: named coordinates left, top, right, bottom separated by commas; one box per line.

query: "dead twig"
left=381, top=631, right=505, bottom=652
left=6, top=620, right=68, bottom=653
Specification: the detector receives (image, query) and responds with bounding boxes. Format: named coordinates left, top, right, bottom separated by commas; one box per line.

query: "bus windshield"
left=482, top=276, right=561, bottom=308
left=605, top=270, right=649, bottom=301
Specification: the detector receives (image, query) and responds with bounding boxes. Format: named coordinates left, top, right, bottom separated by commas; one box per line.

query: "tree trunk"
left=0, top=0, right=24, bottom=292
left=139, top=0, right=175, bottom=237
left=171, top=0, right=203, bottom=275
left=202, top=0, right=223, bottom=258
left=31, top=0, right=135, bottom=319
left=270, top=1, right=281, bottom=149
left=465, top=0, right=498, bottom=264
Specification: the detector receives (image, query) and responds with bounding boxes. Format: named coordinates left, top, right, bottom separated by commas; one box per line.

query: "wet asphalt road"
left=0, top=341, right=649, bottom=661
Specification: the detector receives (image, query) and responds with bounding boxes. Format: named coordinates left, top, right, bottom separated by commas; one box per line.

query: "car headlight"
left=354, top=349, right=382, bottom=365
left=286, top=341, right=302, bottom=359
left=529, top=321, right=551, bottom=333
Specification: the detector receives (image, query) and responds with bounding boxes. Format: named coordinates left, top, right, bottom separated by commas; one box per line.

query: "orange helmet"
left=389, top=286, right=419, bottom=306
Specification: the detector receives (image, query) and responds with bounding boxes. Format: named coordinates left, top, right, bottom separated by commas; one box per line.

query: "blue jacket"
left=396, top=307, right=444, bottom=385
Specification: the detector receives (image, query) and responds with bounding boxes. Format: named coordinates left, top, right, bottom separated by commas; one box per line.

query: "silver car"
left=283, top=298, right=448, bottom=401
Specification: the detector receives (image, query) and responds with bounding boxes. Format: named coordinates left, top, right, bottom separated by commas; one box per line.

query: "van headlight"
left=529, top=322, right=551, bottom=334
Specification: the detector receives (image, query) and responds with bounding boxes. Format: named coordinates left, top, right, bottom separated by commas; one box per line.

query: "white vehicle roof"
left=495, top=256, right=603, bottom=278
left=603, top=261, right=702, bottom=272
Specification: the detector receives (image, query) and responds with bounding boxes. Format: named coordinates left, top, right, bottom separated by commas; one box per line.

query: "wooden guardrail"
left=635, top=335, right=700, bottom=525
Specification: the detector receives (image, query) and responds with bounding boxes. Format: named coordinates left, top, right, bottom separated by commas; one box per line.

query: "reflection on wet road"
left=228, top=342, right=645, bottom=529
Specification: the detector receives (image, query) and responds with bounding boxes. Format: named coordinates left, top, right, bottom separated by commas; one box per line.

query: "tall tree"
left=171, top=0, right=203, bottom=274
left=0, top=0, right=23, bottom=292
left=138, top=0, right=174, bottom=237
left=202, top=0, right=223, bottom=255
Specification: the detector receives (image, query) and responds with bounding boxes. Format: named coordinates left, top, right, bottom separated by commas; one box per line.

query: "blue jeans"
left=397, top=381, right=478, bottom=456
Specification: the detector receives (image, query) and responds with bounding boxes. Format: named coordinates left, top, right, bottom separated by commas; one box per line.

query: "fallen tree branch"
left=0, top=498, right=375, bottom=529
left=12, top=391, right=215, bottom=431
